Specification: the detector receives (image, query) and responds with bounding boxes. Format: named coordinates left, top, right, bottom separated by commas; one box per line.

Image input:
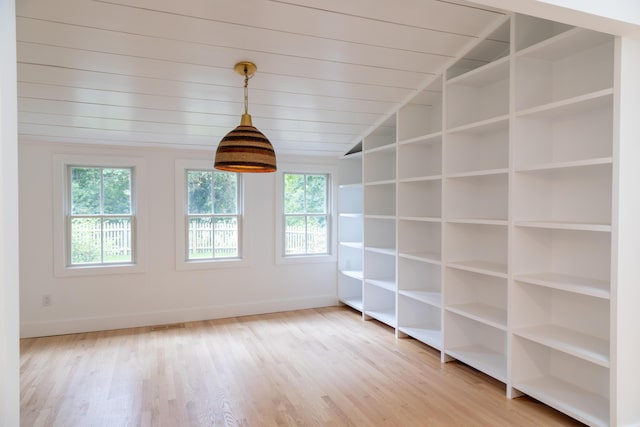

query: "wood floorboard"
left=20, top=306, right=584, bottom=426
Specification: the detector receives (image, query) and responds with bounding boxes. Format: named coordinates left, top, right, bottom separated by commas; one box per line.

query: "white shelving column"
left=396, top=77, right=444, bottom=351
left=362, top=115, right=397, bottom=328
left=613, top=32, right=640, bottom=427
left=510, top=15, right=615, bottom=427
left=337, top=149, right=364, bottom=312
left=442, top=18, right=511, bottom=384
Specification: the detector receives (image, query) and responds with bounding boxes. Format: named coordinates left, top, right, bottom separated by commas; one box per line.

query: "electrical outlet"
left=42, top=294, right=52, bottom=307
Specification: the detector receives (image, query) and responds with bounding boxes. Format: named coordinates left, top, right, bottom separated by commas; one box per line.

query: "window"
left=53, top=154, right=146, bottom=276
left=67, top=166, right=134, bottom=266
left=283, top=173, right=329, bottom=256
left=186, top=170, right=241, bottom=260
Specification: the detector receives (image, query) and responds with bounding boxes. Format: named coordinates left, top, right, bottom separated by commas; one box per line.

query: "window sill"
left=55, top=263, right=146, bottom=278
left=276, top=253, right=336, bottom=265
left=176, top=257, right=250, bottom=271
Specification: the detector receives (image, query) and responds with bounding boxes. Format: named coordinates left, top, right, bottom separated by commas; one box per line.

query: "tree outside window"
left=284, top=173, right=329, bottom=255
left=68, top=166, right=133, bottom=265
left=186, top=170, right=240, bottom=260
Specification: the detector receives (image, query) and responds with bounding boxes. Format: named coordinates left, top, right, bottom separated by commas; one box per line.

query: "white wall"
left=0, top=0, right=20, bottom=424
left=19, top=141, right=339, bottom=337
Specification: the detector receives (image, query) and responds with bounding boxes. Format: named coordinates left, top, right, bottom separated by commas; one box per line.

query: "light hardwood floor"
left=21, top=307, right=582, bottom=426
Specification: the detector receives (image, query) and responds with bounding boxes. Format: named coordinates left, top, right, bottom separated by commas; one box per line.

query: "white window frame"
left=175, top=159, right=248, bottom=270
left=275, top=162, right=337, bottom=265
left=53, top=154, right=147, bottom=277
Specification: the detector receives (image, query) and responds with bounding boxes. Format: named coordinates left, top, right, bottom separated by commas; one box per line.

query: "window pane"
left=188, top=171, right=212, bottom=214
left=307, top=216, right=328, bottom=254
left=102, top=217, right=132, bottom=263
left=285, top=215, right=306, bottom=255
left=188, top=217, right=213, bottom=259
left=214, top=216, right=238, bottom=258
left=306, top=175, right=327, bottom=214
left=103, top=168, right=131, bottom=215
left=213, top=172, right=238, bottom=214
left=284, top=173, right=305, bottom=213
left=71, top=167, right=101, bottom=215
left=70, top=217, right=101, bottom=264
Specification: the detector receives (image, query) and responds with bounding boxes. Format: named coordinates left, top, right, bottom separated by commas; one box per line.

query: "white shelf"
left=446, top=114, right=508, bottom=135
left=365, top=309, right=396, bottom=328
left=513, top=91, right=613, bottom=170
left=515, top=325, right=609, bottom=367
left=398, top=216, right=441, bottom=223
left=516, top=27, right=611, bottom=61
left=514, top=272, right=609, bottom=299
left=447, top=260, right=507, bottom=278
left=446, top=303, right=507, bottom=330
left=364, top=215, right=395, bottom=220
left=398, top=131, right=442, bottom=146
left=398, top=251, right=441, bottom=264
left=364, top=246, right=395, bottom=256
left=398, top=175, right=442, bottom=183
left=339, top=242, right=363, bottom=249
left=516, top=89, right=613, bottom=118
left=446, top=168, right=508, bottom=179
left=447, top=218, right=507, bottom=226
left=447, top=55, right=510, bottom=86
left=399, top=326, right=442, bottom=350
left=340, top=296, right=363, bottom=312
left=398, top=290, right=441, bottom=307
left=516, top=73, right=613, bottom=118
left=515, top=221, right=611, bottom=232
left=339, top=213, right=363, bottom=218
left=340, top=270, right=363, bottom=280
left=363, top=142, right=395, bottom=154
left=514, top=377, right=609, bottom=427
left=516, top=157, right=612, bottom=173
left=446, top=114, right=510, bottom=134
left=365, top=279, right=396, bottom=292
left=364, top=179, right=395, bottom=186
left=339, top=182, right=362, bottom=189
left=446, top=345, right=507, bottom=383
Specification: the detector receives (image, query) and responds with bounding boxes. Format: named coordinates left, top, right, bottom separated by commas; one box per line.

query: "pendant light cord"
left=243, top=65, right=254, bottom=115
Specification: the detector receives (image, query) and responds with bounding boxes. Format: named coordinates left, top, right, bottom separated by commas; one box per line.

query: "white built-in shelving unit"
left=336, top=12, right=633, bottom=426
left=396, top=77, right=444, bottom=349
left=362, top=116, right=398, bottom=328
left=337, top=149, right=363, bottom=311
left=441, top=18, right=511, bottom=383
left=509, top=14, right=615, bottom=427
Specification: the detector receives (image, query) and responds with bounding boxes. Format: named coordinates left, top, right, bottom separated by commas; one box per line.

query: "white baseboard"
left=20, top=295, right=339, bottom=338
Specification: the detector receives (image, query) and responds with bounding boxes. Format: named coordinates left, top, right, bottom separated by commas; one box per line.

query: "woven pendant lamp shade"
left=214, top=61, right=277, bottom=173
left=214, top=114, right=277, bottom=172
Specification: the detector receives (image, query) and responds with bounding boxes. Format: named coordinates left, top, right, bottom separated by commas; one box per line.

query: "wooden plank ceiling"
left=16, top=0, right=506, bottom=157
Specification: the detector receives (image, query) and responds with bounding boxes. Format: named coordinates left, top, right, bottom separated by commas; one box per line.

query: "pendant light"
left=214, top=62, right=277, bottom=173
